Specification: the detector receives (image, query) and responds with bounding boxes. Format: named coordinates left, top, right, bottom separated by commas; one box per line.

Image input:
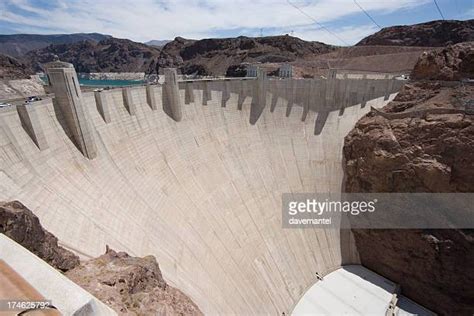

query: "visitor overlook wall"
left=0, top=66, right=403, bottom=315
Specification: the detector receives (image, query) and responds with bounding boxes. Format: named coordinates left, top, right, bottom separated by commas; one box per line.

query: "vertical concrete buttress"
left=302, top=80, right=312, bottom=121
left=146, top=85, right=158, bottom=110
left=308, top=79, right=320, bottom=116
left=202, top=81, right=211, bottom=106
left=285, top=79, right=296, bottom=113
left=184, top=82, right=195, bottom=105
left=269, top=80, right=280, bottom=113
left=162, top=68, right=183, bottom=121
left=383, top=74, right=390, bottom=100
left=46, top=60, right=97, bottom=159
left=325, top=69, right=337, bottom=109
left=237, top=80, right=246, bottom=110
left=360, top=74, right=369, bottom=108
left=221, top=81, right=231, bottom=107
left=16, top=102, right=49, bottom=150
left=122, top=87, right=136, bottom=115
left=94, top=91, right=111, bottom=123
left=250, top=69, right=267, bottom=124
left=339, top=78, right=350, bottom=114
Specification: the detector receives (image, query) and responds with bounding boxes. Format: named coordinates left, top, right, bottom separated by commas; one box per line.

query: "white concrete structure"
left=162, top=68, right=183, bottom=121
left=0, top=67, right=409, bottom=315
left=246, top=64, right=259, bottom=77
left=292, top=265, right=434, bottom=316
left=0, top=234, right=116, bottom=315
left=279, top=64, right=293, bottom=78
left=16, top=101, right=49, bottom=150
left=45, top=60, right=97, bottom=159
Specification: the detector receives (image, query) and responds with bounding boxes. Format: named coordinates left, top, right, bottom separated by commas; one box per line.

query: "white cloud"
left=0, top=0, right=430, bottom=44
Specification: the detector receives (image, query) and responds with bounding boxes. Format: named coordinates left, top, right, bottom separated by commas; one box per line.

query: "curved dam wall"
left=0, top=69, right=402, bottom=315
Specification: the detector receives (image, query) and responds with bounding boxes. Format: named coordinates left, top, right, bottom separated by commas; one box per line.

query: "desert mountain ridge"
left=157, top=35, right=335, bottom=76
left=25, top=37, right=162, bottom=74
left=145, top=39, right=172, bottom=47
left=357, top=19, right=474, bottom=46
left=0, top=32, right=111, bottom=58
left=1, top=19, right=473, bottom=79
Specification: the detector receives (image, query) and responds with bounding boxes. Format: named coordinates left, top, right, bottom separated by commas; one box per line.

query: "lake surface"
left=78, top=79, right=145, bottom=86
left=40, top=76, right=144, bottom=87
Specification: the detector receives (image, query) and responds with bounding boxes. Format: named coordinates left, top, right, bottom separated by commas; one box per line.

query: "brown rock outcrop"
left=26, top=37, right=162, bottom=74
left=0, top=201, right=203, bottom=314
left=0, top=201, right=80, bottom=272
left=412, top=42, right=474, bottom=80
left=349, top=228, right=474, bottom=315
left=66, top=247, right=203, bottom=316
left=158, top=35, right=334, bottom=76
left=357, top=19, right=474, bottom=47
left=345, top=82, right=474, bottom=193
left=0, top=53, right=33, bottom=79
left=343, top=47, right=474, bottom=314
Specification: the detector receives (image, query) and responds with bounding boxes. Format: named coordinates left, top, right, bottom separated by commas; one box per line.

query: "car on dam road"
left=25, top=96, right=43, bottom=103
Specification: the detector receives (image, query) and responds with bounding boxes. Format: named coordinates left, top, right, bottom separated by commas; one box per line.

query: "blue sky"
left=0, top=0, right=473, bottom=45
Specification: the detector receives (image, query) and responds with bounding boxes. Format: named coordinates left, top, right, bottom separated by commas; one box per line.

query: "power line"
left=433, top=0, right=445, bottom=20
left=286, top=0, right=350, bottom=46
left=353, top=0, right=381, bottom=29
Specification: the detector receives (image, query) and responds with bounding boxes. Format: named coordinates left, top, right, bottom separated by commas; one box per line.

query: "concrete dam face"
left=0, top=66, right=403, bottom=314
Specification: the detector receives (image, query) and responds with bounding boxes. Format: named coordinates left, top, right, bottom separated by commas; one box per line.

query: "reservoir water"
left=40, top=75, right=144, bottom=87
left=78, top=78, right=145, bottom=86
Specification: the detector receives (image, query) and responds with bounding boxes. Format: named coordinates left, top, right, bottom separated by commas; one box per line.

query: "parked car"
left=27, top=96, right=42, bottom=103
left=0, top=102, right=12, bottom=108
left=395, top=74, right=410, bottom=80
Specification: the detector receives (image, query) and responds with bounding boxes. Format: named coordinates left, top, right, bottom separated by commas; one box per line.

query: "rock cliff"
left=412, top=41, right=474, bottom=80
left=0, top=201, right=80, bottom=271
left=0, top=201, right=203, bottom=314
left=343, top=44, right=474, bottom=315
left=0, top=53, right=33, bottom=79
left=66, top=248, right=203, bottom=315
